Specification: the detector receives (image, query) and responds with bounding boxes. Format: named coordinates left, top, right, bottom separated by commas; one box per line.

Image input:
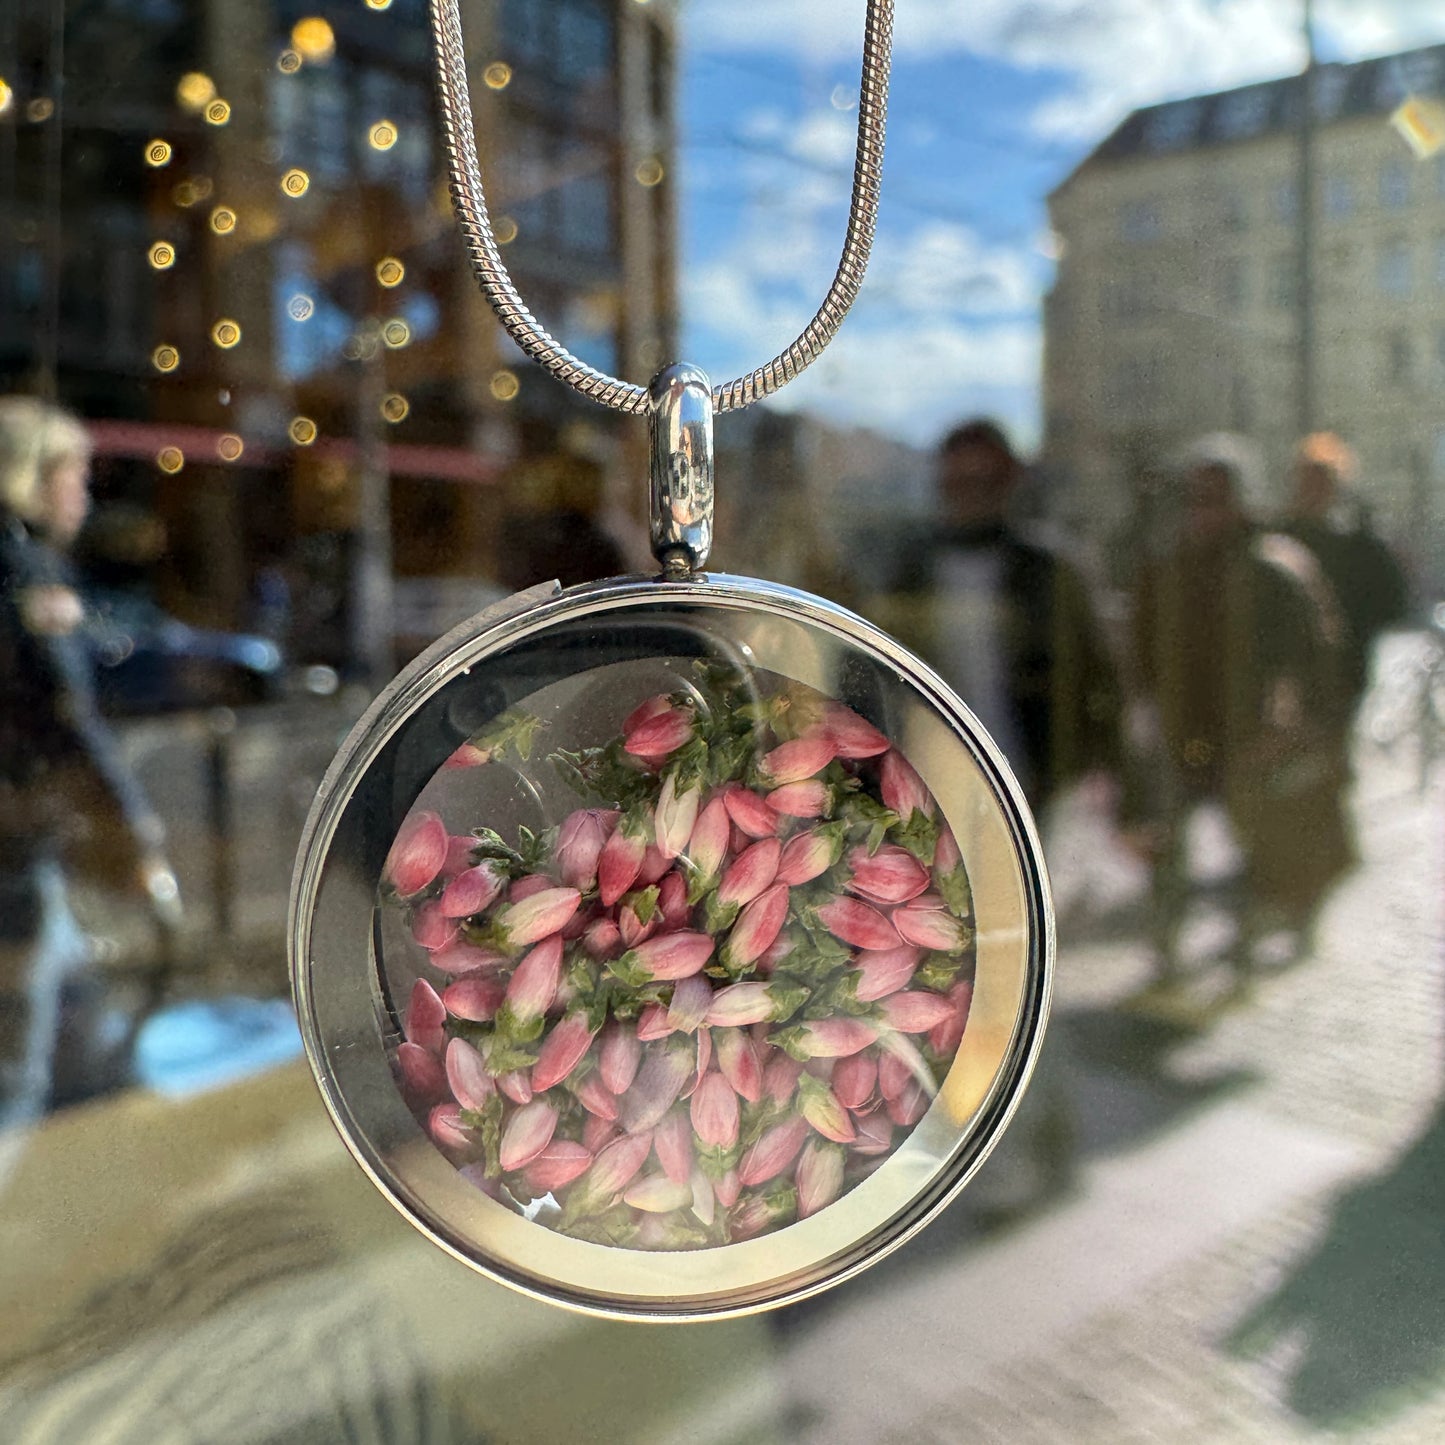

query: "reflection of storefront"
left=0, top=0, right=677, bottom=680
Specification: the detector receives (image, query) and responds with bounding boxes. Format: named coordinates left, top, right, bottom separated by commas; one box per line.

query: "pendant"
left=289, top=366, right=1053, bottom=1319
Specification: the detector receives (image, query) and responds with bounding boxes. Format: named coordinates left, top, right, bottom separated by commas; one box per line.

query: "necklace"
left=290, top=0, right=1052, bottom=1321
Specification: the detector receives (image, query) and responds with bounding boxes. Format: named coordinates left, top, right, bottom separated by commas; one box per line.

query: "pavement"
left=769, top=636, right=1445, bottom=1443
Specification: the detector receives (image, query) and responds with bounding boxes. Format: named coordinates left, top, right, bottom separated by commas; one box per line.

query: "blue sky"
left=674, top=0, right=1445, bottom=450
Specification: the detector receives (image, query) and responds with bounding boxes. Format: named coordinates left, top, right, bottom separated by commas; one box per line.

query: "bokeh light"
left=204, top=99, right=231, bottom=126
left=151, top=345, right=180, bottom=373
left=291, top=18, right=336, bottom=63
left=216, top=434, right=245, bottom=463
left=148, top=241, right=176, bottom=270
left=156, top=446, right=185, bottom=474
left=495, top=215, right=518, bottom=244
left=381, top=393, right=410, bottom=423
left=635, top=156, right=664, bottom=187
left=25, top=98, right=54, bottom=123
left=369, top=119, right=398, bottom=151
left=288, top=293, right=315, bottom=321
left=376, top=257, right=405, bottom=287
left=277, top=49, right=302, bottom=75
left=289, top=416, right=318, bottom=446
left=175, top=72, right=216, bottom=112
left=210, top=206, right=237, bottom=235
left=145, top=138, right=173, bottom=167
left=381, top=318, right=411, bottom=348
left=281, top=168, right=310, bottom=197
left=490, top=370, right=519, bottom=402
left=210, top=318, right=242, bottom=349
left=484, top=63, right=512, bottom=90
left=0, top=79, right=13, bottom=116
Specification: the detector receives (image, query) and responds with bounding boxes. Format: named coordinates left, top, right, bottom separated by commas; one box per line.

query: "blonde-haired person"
left=0, top=396, right=176, bottom=1170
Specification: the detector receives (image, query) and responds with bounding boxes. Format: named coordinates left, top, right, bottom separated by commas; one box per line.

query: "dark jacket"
left=0, top=514, right=161, bottom=866
left=865, top=521, right=1123, bottom=808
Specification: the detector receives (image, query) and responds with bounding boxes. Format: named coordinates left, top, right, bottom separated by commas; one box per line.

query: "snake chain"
left=428, top=0, right=893, bottom=415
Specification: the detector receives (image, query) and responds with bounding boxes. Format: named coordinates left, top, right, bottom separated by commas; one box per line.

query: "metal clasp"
left=648, top=363, right=714, bottom=578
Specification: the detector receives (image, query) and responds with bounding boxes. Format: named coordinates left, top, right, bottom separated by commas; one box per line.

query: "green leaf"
left=937, top=863, right=974, bottom=920
left=915, top=954, right=968, bottom=992
left=893, top=807, right=941, bottom=866
left=620, top=885, right=660, bottom=926
left=459, top=1093, right=504, bottom=1179
left=606, top=952, right=653, bottom=990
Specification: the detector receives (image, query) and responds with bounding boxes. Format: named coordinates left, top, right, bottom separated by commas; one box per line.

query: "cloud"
left=684, top=0, right=1445, bottom=138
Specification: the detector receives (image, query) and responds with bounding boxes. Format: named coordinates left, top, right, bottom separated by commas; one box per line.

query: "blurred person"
left=865, top=418, right=1124, bottom=1215
left=0, top=396, right=179, bottom=1163
left=1129, top=434, right=1351, bottom=987
left=1282, top=432, right=1410, bottom=712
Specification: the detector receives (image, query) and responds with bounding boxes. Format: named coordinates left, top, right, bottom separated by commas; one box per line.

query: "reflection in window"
left=1378, top=241, right=1413, bottom=297
left=1323, top=173, right=1354, bottom=219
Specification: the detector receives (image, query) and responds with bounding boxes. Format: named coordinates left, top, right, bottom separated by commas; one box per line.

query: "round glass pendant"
left=289, top=569, right=1053, bottom=1320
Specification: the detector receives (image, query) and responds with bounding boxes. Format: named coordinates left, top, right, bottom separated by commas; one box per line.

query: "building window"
left=1119, top=200, right=1162, bottom=243
left=1386, top=331, right=1412, bottom=383
left=1323, top=173, right=1354, bottom=219
left=1274, top=177, right=1299, bottom=223
left=1378, top=241, right=1413, bottom=297
left=1381, top=160, right=1412, bottom=210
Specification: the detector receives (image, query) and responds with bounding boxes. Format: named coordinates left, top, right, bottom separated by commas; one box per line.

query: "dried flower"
left=775, top=823, right=846, bottom=886
left=442, top=973, right=505, bottom=1022
left=439, top=862, right=507, bottom=919
left=738, top=1116, right=809, bottom=1187
left=822, top=702, right=890, bottom=759
left=816, top=896, right=898, bottom=952
left=624, top=1173, right=694, bottom=1214
left=721, top=783, right=781, bottom=839
left=599, top=1018, right=642, bottom=1095
left=404, top=978, right=447, bottom=1054
left=720, top=883, right=790, bottom=973
left=845, top=844, right=931, bottom=906
left=879, top=750, right=934, bottom=820
left=852, top=944, right=923, bottom=1003
left=445, top=1037, right=495, bottom=1112
left=598, top=814, right=651, bottom=907
left=717, top=837, right=782, bottom=910
left=613, top=930, right=715, bottom=985
left=556, top=808, right=618, bottom=891
left=623, top=704, right=695, bottom=759
left=759, top=735, right=836, bottom=787
left=766, top=780, right=832, bottom=819
left=500, top=1099, right=558, bottom=1171
left=714, top=1027, right=765, bottom=1103
left=928, top=981, right=973, bottom=1057
left=384, top=809, right=447, bottom=897
left=880, top=990, right=956, bottom=1034
left=832, top=1050, right=878, bottom=1110
left=892, top=901, right=970, bottom=953
left=500, top=934, right=564, bottom=1024
left=620, top=1039, right=694, bottom=1133
left=798, top=1074, right=857, bottom=1144
left=410, top=902, right=459, bottom=952
left=653, top=1109, right=695, bottom=1184
left=521, top=1140, right=592, bottom=1193
left=397, top=1041, right=448, bottom=1102
left=656, top=772, right=703, bottom=859
left=796, top=1139, right=846, bottom=1218
left=531, top=1011, right=599, bottom=1092
left=690, top=1071, right=740, bottom=1148
left=666, top=974, right=713, bottom=1034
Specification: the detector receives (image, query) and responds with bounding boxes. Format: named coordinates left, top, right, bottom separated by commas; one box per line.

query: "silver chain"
left=428, top=0, right=893, bottom=416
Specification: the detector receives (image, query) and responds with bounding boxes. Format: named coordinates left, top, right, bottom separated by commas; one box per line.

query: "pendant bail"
left=648, top=363, right=715, bottom=577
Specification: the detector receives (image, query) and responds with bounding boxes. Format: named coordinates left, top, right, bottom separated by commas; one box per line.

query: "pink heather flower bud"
left=556, top=808, right=618, bottom=892
left=845, top=844, right=931, bottom=907
left=832, top=1050, right=878, bottom=1110
left=636, top=1003, right=675, bottom=1041
left=497, top=1070, right=533, bottom=1105
left=893, top=902, right=970, bottom=954
left=404, top=978, right=447, bottom=1053
left=531, top=1011, right=599, bottom=1092
left=429, top=940, right=507, bottom=976
left=822, top=702, right=890, bottom=759
left=690, top=1071, right=740, bottom=1148
left=657, top=871, right=690, bottom=930
left=816, top=896, right=898, bottom=952
left=502, top=935, right=564, bottom=1022
left=618, top=893, right=660, bottom=950
left=759, top=735, right=837, bottom=787
left=442, top=834, right=478, bottom=879
left=718, top=837, right=782, bottom=908
left=599, top=1019, right=642, bottom=1095
left=689, top=1164, right=717, bottom=1227
left=655, top=772, right=702, bottom=859
left=667, top=975, right=713, bottom=1034
left=439, top=862, right=507, bottom=918
left=582, top=916, right=623, bottom=960
left=442, top=741, right=491, bottom=770
left=929, top=981, right=974, bottom=1057
left=705, top=981, right=777, bottom=1028
left=620, top=1039, right=694, bottom=1133
left=442, top=973, right=505, bottom=1022
left=624, top=704, right=695, bottom=759
left=574, top=1071, right=619, bottom=1120
left=692, top=1026, right=712, bottom=1088
left=721, top=883, right=790, bottom=972
left=410, top=902, right=459, bottom=952
left=397, top=1041, right=448, bottom=1102
left=428, top=1104, right=475, bottom=1154
left=887, top=1078, right=930, bottom=1126
left=738, top=1115, right=810, bottom=1187
left=582, top=1115, right=620, bottom=1154
left=638, top=843, right=672, bottom=886
left=496, top=888, right=581, bottom=951
left=598, top=816, right=650, bottom=907
left=713, top=1169, right=741, bottom=1208
left=622, top=692, right=674, bottom=734
left=853, top=944, right=924, bottom=1003
left=624, top=1173, right=694, bottom=1214
left=764, top=1052, right=804, bottom=1106
left=878, top=1031, right=936, bottom=1100
left=384, top=809, right=447, bottom=897
left=796, top=1138, right=847, bottom=1218
left=798, top=1074, right=856, bottom=1143
left=934, top=825, right=962, bottom=877
left=445, top=1037, right=495, bottom=1112
left=879, top=750, right=935, bottom=820
left=791, top=1017, right=879, bottom=1059
left=776, top=826, right=844, bottom=887
left=582, top=1130, right=654, bottom=1203
left=521, top=1140, right=593, bottom=1194
left=653, top=1109, right=695, bottom=1184
left=508, top=874, right=552, bottom=903
left=722, top=783, right=782, bottom=839
left=619, top=930, right=715, bottom=983
left=881, top=991, right=957, bottom=1034
left=684, top=796, right=731, bottom=894
left=766, top=780, right=832, bottom=819
left=715, top=1027, right=765, bottom=1102
left=852, top=1110, right=895, bottom=1155
left=500, top=1099, right=559, bottom=1172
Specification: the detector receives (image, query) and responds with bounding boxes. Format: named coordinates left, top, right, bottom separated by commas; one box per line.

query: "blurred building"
left=1044, top=42, right=1445, bottom=580
left=0, top=0, right=677, bottom=672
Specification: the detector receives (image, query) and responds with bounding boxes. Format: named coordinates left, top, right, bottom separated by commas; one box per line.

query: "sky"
left=673, top=0, right=1445, bottom=451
